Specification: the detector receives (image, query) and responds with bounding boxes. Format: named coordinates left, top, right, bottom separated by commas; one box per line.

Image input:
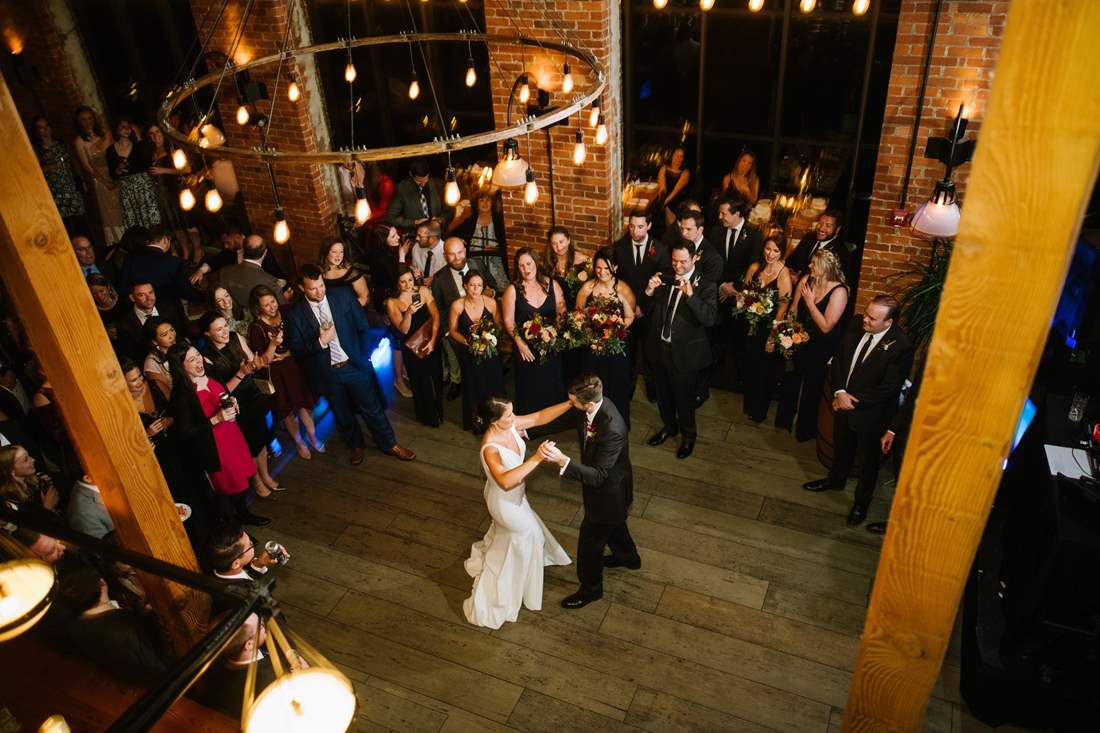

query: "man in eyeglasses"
left=207, top=523, right=291, bottom=615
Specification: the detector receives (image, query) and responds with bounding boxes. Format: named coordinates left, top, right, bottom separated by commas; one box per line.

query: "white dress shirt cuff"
left=834, top=389, right=847, bottom=396
left=558, top=457, right=570, bottom=475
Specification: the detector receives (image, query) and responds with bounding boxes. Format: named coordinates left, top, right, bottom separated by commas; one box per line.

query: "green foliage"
left=889, top=240, right=953, bottom=351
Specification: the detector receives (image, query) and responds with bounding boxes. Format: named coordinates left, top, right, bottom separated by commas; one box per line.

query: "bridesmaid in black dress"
left=385, top=266, right=444, bottom=426
left=448, top=270, right=506, bottom=432
left=741, top=235, right=793, bottom=423
left=503, top=248, right=566, bottom=415
left=576, top=247, right=637, bottom=428
left=544, top=226, right=590, bottom=384
left=775, top=249, right=848, bottom=441
left=320, top=236, right=371, bottom=307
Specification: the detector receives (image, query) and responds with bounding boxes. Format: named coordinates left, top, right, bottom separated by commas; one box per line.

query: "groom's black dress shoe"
left=603, top=555, right=642, bottom=570
left=676, top=439, right=695, bottom=459
left=866, top=521, right=888, bottom=535
left=561, top=591, right=603, bottom=609
left=647, top=427, right=679, bottom=446
left=846, top=504, right=868, bottom=527
left=802, top=477, right=842, bottom=492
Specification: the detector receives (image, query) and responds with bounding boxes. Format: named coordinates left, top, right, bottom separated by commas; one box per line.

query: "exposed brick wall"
left=189, top=0, right=339, bottom=272
left=482, top=0, right=622, bottom=261
left=858, top=0, right=1008, bottom=308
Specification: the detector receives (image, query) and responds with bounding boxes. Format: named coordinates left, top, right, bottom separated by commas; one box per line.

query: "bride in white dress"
left=464, top=396, right=573, bottom=629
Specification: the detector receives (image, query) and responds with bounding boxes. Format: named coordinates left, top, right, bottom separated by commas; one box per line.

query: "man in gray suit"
left=66, top=476, right=115, bottom=539
left=214, top=235, right=287, bottom=307
left=430, top=237, right=490, bottom=398
left=386, top=158, right=453, bottom=230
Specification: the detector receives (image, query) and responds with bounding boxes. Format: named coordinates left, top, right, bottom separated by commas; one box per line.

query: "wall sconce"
left=911, top=104, right=977, bottom=239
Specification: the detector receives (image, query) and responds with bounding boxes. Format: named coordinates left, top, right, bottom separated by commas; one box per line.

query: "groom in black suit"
left=540, top=374, right=640, bottom=609
left=803, top=295, right=914, bottom=526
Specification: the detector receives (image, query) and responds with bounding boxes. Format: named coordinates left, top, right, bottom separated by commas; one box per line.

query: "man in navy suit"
left=285, top=264, right=415, bottom=465
left=117, top=225, right=203, bottom=312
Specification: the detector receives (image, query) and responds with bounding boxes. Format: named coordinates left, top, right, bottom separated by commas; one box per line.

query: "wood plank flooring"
left=256, top=381, right=974, bottom=732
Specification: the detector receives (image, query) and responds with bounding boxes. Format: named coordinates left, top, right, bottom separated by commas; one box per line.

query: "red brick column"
left=189, top=0, right=339, bottom=271
left=858, top=0, right=1008, bottom=308
left=482, top=0, right=623, bottom=259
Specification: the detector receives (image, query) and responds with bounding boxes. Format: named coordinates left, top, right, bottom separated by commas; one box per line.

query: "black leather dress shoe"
left=603, top=555, right=642, bottom=570
left=802, top=478, right=841, bottom=492
left=239, top=511, right=271, bottom=527
left=866, top=521, right=888, bottom=535
left=561, top=590, right=602, bottom=609
left=647, top=427, right=679, bottom=446
left=846, top=504, right=868, bottom=527
left=695, top=391, right=709, bottom=408
left=446, top=382, right=462, bottom=400
left=676, top=440, right=695, bottom=459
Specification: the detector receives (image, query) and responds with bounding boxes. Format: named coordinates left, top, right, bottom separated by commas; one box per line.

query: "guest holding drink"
left=775, top=249, right=848, bottom=441
left=741, top=234, right=792, bottom=423
left=449, top=271, right=505, bottom=432
left=248, top=285, right=323, bottom=460
left=385, top=267, right=443, bottom=427
left=576, top=247, right=637, bottom=428
left=366, top=223, right=414, bottom=398
left=502, top=248, right=566, bottom=415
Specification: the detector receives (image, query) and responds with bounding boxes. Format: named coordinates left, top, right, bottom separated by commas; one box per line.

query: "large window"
left=624, top=0, right=901, bottom=241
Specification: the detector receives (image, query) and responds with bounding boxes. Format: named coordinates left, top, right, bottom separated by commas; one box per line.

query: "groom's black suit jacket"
left=562, top=398, right=633, bottom=524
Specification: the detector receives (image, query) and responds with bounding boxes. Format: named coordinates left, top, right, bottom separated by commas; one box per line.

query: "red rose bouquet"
left=732, top=283, right=779, bottom=335
left=585, top=297, right=629, bottom=357
left=521, top=314, right=559, bottom=364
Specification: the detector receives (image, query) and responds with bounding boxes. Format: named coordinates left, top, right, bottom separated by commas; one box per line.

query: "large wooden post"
left=843, top=1, right=1100, bottom=730
left=0, top=75, right=206, bottom=650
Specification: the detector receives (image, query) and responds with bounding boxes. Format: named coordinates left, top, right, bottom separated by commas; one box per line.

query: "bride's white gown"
left=463, top=426, right=571, bottom=629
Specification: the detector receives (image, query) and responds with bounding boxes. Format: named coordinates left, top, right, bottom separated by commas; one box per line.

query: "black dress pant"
left=631, top=315, right=654, bottom=397
left=577, top=517, right=639, bottom=598
left=828, top=410, right=883, bottom=509
left=651, top=342, right=699, bottom=439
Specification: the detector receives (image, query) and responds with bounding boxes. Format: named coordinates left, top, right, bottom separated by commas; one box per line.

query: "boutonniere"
left=692, top=275, right=701, bottom=287
left=881, top=340, right=896, bottom=352
left=585, top=421, right=598, bottom=439
left=647, top=245, right=656, bottom=257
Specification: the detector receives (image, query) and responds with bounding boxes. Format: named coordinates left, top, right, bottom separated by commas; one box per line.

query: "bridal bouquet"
left=732, top=283, right=778, bottom=335
left=556, top=309, right=591, bottom=351
left=585, top=298, right=629, bottom=357
left=771, top=320, right=810, bottom=359
left=563, top=258, right=594, bottom=292
left=521, top=314, right=559, bottom=364
left=468, top=319, right=500, bottom=364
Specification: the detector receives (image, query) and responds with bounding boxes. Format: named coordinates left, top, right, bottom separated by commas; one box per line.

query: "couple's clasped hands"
left=537, top=440, right=567, bottom=467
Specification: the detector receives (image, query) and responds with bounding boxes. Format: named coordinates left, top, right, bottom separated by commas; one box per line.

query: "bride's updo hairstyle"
left=475, top=394, right=512, bottom=431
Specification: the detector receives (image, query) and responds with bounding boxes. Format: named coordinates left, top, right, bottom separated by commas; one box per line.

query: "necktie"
left=419, top=187, right=430, bottom=218
left=317, top=301, right=332, bottom=327
left=846, top=334, right=875, bottom=388
left=661, top=285, right=677, bottom=341
left=635, top=243, right=643, bottom=266
left=423, top=250, right=434, bottom=277
left=725, top=229, right=733, bottom=260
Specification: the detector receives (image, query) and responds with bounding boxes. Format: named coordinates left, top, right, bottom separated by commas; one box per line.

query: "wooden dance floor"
left=261, top=386, right=981, bottom=733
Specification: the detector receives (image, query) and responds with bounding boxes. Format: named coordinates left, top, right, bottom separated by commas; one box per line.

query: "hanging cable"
left=198, top=0, right=257, bottom=136
left=260, top=0, right=298, bottom=150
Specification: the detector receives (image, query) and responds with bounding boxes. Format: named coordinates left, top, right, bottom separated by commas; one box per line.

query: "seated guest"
left=215, top=235, right=287, bottom=309
left=432, top=237, right=486, bottom=398
left=210, top=285, right=251, bottom=340
left=198, top=312, right=281, bottom=498
left=741, top=233, right=792, bottom=422
left=114, top=280, right=184, bottom=363
left=87, top=274, right=125, bottom=344
left=386, top=157, right=452, bottom=230
left=656, top=146, right=691, bottom=227
left=448, top=270, right=505, bottom=432
left=411, top=220, right=446, bottom=286
left=450, top=189, right=509, bottom=291
left=56, top=561, right=170, bottom=684
left=775, top=249, right=848, bottom=441
left=385, top=267, right=443, bottom=427
left=803, top=295, right=914, bottom=527
left=193, top=612, right=275, bottom=718
left=785, top=209, right=848, bottom=281
left=721, top=149, right=760, bottom=205
left=249, top=285, right=322, bottom=460
left=117, top=225, right=203, bottom=311
left=319, top=236, right=370, bottom=307
left=65, top=474, right=114, bottom=539
left=166, top=344, right=268, bottom=526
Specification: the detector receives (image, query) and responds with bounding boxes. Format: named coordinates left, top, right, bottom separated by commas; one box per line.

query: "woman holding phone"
left=385, top=266, right=444, bottom=426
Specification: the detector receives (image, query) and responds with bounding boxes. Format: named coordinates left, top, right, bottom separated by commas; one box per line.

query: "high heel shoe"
left=296, top=441, right=312, bottom=460
left=309, top=437, right=326, bottom=453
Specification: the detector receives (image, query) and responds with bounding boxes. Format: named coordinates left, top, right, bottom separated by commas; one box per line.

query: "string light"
left=700, top=0, right=716, bottom=9
left=653, top=0, right=669, bottom=8
left=465, top=57, right=477, bottom=87
left=852, top=0, right=870, bottom=15
left=273, top=207, right=290, bottom=244
left=523, top=168, right=539, bottom=205
left=749, top=0, right=765, bottom=10
left=179, top=187, right=196, bottom=211
left=235, top=104, right=250, bottom=126
left=344, top=59, right=357, bottom=83
left=562, top=63, right=573, bottom=93
left=518, top=75, right=530, bottom=104
left=572, top=129, right=586, bottom=166
left=589, top=98, right=601, bottom=128
left=595, top=115, right=608, bottom=145
left=408, top=71, right=420, bottom=100
left=171, top=148, right=187, bottom=170
left=354, top=186, right=370, bottom=225
left=799, top=0, right=816, bottom=12
left=287, top=81, right=301, bottom=101
left=204, top=182, right=223, bottom=213
left=444, top=167, right=461, bottom=206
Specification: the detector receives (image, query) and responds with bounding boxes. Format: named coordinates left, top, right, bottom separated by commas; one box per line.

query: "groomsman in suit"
left=386, top=158, right=453, bottom=230
left=803, top=295, right=914, bottom=526
left=675, top=206, right=723, bottom=284
left=642, top=240, right=718, bottom=458
left=431, top=237, right=487, bottom=398
left=613, top=209, right=668, bottom=401
left=285, top=264, right=415, bottom=466
left=539, top=374, right=640, bottom=609
left=786, top=210, right=849, bottom=281
left=113, top=281, right=185, bottom=363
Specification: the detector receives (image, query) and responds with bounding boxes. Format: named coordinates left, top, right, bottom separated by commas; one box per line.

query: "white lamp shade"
left=911, top=198, right=961, bottom=239
left=492, top=156, right=529, bottom=188
left=0, top=559, right=55, bottom=642
left=245, top=668, right=357, bottom=733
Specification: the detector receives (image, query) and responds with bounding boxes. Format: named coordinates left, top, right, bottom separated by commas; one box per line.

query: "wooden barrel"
left=815, top=374, right=835, bottom=468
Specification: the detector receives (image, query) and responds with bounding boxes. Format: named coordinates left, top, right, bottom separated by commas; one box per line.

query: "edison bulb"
left=524, top=178, right=538, bottom=205
left=572, top=139, right=586, bottom=166
left=562, top=65, right=574, bottom=93
left=171, top=148, right=187, bottom=170
left=205, top=186, right=223, bottom=212
left=344, top=62, right=357, bottom=83
left=465, top=64, right=477, bottom=87
left=518, top=80, right=530, bottom=104
left=273, top=217, right=290, bottom=244
left=236, top=105, right=250, bottom=125
left=355, top=196, right=371, bottom=225
left=700, top=0, right=715, bottom=9
left=595, top=120, right=609, bottom=145
left=589, top=105, right=599, bottom=128
left=445, top=180, right=460, bottom=207
left=408, top=78, right=420, bottom=99
left=852, top=0, right=869, bottom=15
left=653, top=0, right=668, bottom=8
left=179, top=187, right=196, bottom=211
left=287, top=81, right=300, bottom=101
left=799, top=0, right=815, bottom=12
left=748, top=0, right=765, bottom=10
